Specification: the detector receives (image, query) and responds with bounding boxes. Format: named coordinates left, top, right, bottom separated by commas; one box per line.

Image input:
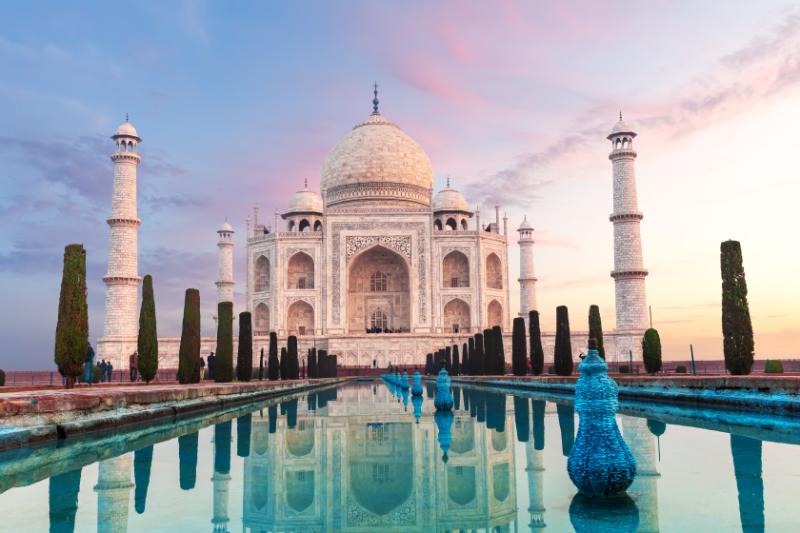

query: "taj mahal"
left=96, top=87, right=650, bottom=370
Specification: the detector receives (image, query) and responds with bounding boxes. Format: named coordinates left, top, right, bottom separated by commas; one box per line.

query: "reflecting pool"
left=1, top=382, right=800, bottom=532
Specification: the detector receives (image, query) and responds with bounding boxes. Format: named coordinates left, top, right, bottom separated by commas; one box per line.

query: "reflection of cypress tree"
left=134, top=445, right=153, bottom=514
left=730, top=435, right=765, bottom=533
left=214, top=421, right=232, bottom=475
left=286, top=399, right=298, bottom=429
left=557, top=403, right=575, bottom=456
left=476, top=392, right=486, bottom=423
left=453, top=386, right=461, bottom=410
left=532, top=400, right=546, bottom=450
left=49, top=467, right=82, bottom=533
left=514, top=396, right=530, bottom=442
left=469, top=390, right=478, bottom=418
left=280, top=401, right=288, bottom=415
left=308, top=393, right=317, bottom=411
left=178, top=432, right=199, bottom=490
left=237, top=414, right=252, bottom=458
left=462, top=386, right=470, bottom=412
left=425, top=381, right=435, bottom=399
left=496, top=394, right=507, bottom=432
left=268, top=405, right=277, bottom=434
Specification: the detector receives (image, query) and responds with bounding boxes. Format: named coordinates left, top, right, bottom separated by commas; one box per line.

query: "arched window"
left=445, top=218, right=457, bottom=231
left=434, top=219, right=443, bottom=231
left=313, top=220, right=322, bottom=231
left=486, top=253, right=502, bottom=289
left=370, top=310, right=388, bottom=331
left=287, top=252, right=314, bottom=289
left=442, top=251, right=469, bottom=288
left=255, top=255, right=270, bottom=292
left=288, top=220, right=296, bottom=231
left=460, top=219, right=468, bottom=230
left=298, top=219, right=310, bottom=232
left=255, top=303, right=270, bottom=335
left=370, top=271, right=387, bottom=292
left=487, top=300, right=503, bottom=328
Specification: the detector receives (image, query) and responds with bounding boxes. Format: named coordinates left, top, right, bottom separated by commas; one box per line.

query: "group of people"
left=199, top=352, right=216, bottom=380
left=365, top=327, right=409, bottom=334
left=96, top=358, right=115, bottom=382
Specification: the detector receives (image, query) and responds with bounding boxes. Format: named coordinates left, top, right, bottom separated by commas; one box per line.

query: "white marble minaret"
left=99, top=117, right=142, bottom=369
left=517, top=216, right=538, bottom=316
left=608, top=115, right=648, bottom=333
left=215, top=221, right=235, bottom=304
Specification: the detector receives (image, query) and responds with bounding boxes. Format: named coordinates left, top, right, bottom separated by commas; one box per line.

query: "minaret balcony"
left=610, top=269, right=649, bottom=280
left=609, top=212, right=643, bottom=222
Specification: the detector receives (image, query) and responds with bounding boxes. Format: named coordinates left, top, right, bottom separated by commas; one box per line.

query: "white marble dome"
left=609, top=118, right=636, bottom=137
left=286, top=185, right=323, bottom=214
left=321, top=112, right=434, bottom=207
left=432, top=186, right=470, bottom=213
left=219, top=220, right=233, bottom=232
left=114, top=120, right=139, bottom=138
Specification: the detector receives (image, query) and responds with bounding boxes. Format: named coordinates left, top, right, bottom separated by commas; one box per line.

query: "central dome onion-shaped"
left=321, top=113, right=433, bottom=208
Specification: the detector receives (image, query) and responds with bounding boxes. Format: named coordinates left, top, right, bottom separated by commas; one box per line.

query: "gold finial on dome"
left=372, top=81, right=380, bottom=115
left=446, top=175, right=451, bottom=188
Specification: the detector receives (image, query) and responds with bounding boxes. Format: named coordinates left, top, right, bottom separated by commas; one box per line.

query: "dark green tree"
left=214, top=302, right=234, bottom=382
left=588, top=305, right=606, bottom=359
left=452, top=344, right=460, bottom=375
left=474, top=333, right=485, bottom=375
left=468, top=337, right=476, bottom=375
left=425, top=353, right=433, bottom=375
left=493, top=325, right=506, bottom=375
left=288, top=335, right=299, bottom=379
left=267, top=332, right=279, bottom=380
left=721, top=240, right=755, bottom=375
left=462, top=343, right=468, bottom=375
left=309, top=347, right=318, bottom=378
left=258, top=347, right=264, bottom=380
left=529, top=310, right=544, bottom=375
left=177, top=289, right=201, bottom=384
left=236, top=312, right=253, bottom=381
left=54, top=244, right=88, bottom=388
left=554, top=305, right=573, bottom=376
left=279, top=347, right=288, bottom=379
left=134, top=445, right=153, bottom=514
left=483, top=329, right=494, bottom=374
left=642, top=328, right=662, bottom=374
left=512, top=316, right=527, bottom=376
left=136, top=275, right=158, bottom=383
left=444, top=346, right=452, bottom=372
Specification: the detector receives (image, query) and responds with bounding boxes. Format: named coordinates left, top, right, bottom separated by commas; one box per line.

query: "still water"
left=1, top=382, right=799, bottom=532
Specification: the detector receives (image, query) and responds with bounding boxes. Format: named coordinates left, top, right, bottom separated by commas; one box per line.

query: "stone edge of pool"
left=447, top=375, right=800, bottom=414
left=0, top=378, right=351, bottom=451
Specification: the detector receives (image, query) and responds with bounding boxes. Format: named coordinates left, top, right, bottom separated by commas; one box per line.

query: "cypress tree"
left=258, top=347, right=264, bottom=380
left=177, top=289, right=201, bottom=384
left=512, top=316, right=527, bottom=376
left=642, top=328, right=663, bottom=374
left=318, top=349, right=328, bottom=377
left=462, top=343, right=468, bottom=375
left=493, top=325, right=505, bottom=375
left=267, top=332, right=279, bottom=380
left=554, top=305, right=573, bottom=376
left=54, top=244, right=88, bottom=389
left=529, top=310, right=544, bottom=375
left=452, top=344, right=460, bottom=375
left=444, top=346, right=452, bottom=372
left=279, top=347, right=288, bottom=380
left=474, top=333, right=485, bottom=375
left=288, top=335, right=299, bottom=379
left=425, top=353, right=433, bottom=375
left=468, top=337, right=476, bottom=375
left=483, top=329, right=494, bottom=374
left=214, top=302, right=234, bottom=382
left=309, top=347, right=318, bottom=378
left=721, top=240, right=755, bottom=375
left=588, top=305, right=606, bottom=359
left=236, top=312, right=253, bottom=381
left=137, top=274, right=158, bottom=383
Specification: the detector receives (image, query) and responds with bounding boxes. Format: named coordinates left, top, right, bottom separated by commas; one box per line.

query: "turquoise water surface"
left=1, top=381, right=799, bottom=532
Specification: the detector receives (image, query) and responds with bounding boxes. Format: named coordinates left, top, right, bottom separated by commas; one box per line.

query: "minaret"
left=100, top=117, right=142, bottom=369
left=525, top=440, right=546, bottom=530
left=94, top=454, right=133, bottom=533
left=517, top=217, right=538, bottom=316
left=608, top=114, right=648, bottom=333
left=216, top=221, right=234, bottom=304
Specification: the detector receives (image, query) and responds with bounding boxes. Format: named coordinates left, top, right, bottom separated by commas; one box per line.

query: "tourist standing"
left=83, top=342, right=95, bottom=384
left=129, top=351, right=139, bottom=382
left=207, top=351, right=216, bottom=381
left=199, top=356, right=206, bottom=380
left=106, top=361, right=114, bottom=382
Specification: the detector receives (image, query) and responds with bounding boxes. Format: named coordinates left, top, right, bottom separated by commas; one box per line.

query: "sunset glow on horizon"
left=1, top=1, right=799, bottom=369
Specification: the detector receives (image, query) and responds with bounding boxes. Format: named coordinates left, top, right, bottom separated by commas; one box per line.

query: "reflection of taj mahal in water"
left=242, top=385, right=518, bottom=532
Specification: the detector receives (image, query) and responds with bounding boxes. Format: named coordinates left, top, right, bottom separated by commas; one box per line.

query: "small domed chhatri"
left=113, top=115, right=140, bottom=139
left=285, top=181, right=323, bottom=214
left=433, top=181, right=471, bottom=214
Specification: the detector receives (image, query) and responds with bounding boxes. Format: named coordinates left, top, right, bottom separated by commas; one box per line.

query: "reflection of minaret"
left=94, top=454, right=133, bottom=533
left=622, top=417, right=660, bottom=532
left=730, top=435, right=765, bottom=533
left=212, top=422, right=232, bottom=532
left=525, top=440, right=546, bottom=530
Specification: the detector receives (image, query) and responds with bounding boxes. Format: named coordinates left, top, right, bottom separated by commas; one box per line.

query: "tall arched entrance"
left=347, top=246, right=410, bottom=333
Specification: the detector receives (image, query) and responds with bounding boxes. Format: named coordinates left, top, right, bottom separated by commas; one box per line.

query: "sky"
left=1, top=1, right=799, bottom=370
